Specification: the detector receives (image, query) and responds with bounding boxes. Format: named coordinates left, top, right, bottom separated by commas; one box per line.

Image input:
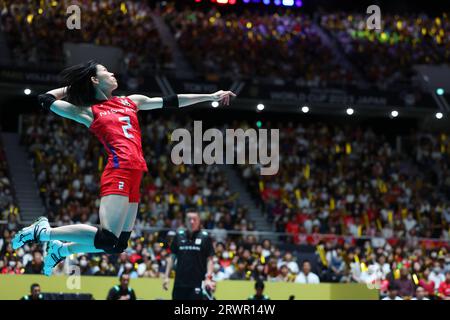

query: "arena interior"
left=0, top=0, right=450, bottom=301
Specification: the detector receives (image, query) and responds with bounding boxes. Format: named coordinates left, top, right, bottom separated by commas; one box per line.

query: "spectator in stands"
left=438, top=271, right=450, bottom=300
left=274, top=265, right=290, bottom=282
left=374, top=255, right=391, bottom=280
left=382, top=283, right=403, bottom=300
left=94, top=257, right=116, bottom=276
left=229, top=259, right=248, bottom=280
left=411, top=286, right=430, bottom=300
left=393, top=267, right=415, bottom=299
left=118, top=260, right=139, bottom=279
left=295, top=260, right=320, bottom=284
left=278, top=252, right=299, bottom=275
left=251, top=262, right=268, bottom=282
left=429, top=261, right=446, bottom=290
left=211, top=257, right=228, bottom=282
left=419, top=267, right=435, bottom=299
left=24, top=251, right=44, bottom=274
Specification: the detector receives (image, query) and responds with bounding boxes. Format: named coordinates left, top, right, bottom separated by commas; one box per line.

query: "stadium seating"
left=1, top=115, right=449, bottom=300
left=0, top=0, right=173, bottom=72
left=320, top=12, right=448, bottom=89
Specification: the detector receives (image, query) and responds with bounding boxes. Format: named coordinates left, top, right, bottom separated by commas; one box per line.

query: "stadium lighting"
left=282, top=0, right=294, bottom=6
left=436, top=112, right=444, bottom=119
left=211, top=101, right=219, bottom=108
left=301, top=106, right=309, bottom=113
left=257, top=103, right=265, bottom=111
left=391, top=110, right=399, bottom=118
left=436, top=88, right=445, bottom=96
left=24, top=88, right=31, bottom=95
left=346, top=108, right=354, bottom=115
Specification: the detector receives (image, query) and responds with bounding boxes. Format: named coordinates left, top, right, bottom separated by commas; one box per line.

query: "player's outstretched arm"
left=37, top=87, right=93, bottom=128
left=178, top=90, right=236, bottom=107
left=128, top=90, right=236, bottom=111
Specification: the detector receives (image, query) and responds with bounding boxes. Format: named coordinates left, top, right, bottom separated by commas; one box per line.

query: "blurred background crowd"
left=0, top=1, right=448, bottom=91
left=0, top=0, right=173, bottom=73
left=1, top=0, right=450, bottom=301
left=1, top=114, right=450, bottom=300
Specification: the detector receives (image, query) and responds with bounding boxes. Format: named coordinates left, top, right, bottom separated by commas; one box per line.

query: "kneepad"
left=110, top=231, right=131, bottom=254
left=94, top=228, right=119, bottom=254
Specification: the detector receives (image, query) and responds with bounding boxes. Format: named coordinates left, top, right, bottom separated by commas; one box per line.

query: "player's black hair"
left=59, top=59, right=101, bottom=106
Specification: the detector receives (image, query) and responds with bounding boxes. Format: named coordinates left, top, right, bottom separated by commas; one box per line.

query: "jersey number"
left=119, top=116, right=134, bottom=139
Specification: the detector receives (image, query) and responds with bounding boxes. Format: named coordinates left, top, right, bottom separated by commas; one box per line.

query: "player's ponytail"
left=59, top=60, right=99, bottom=107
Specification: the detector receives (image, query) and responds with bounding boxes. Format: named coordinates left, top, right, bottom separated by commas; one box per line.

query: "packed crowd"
left=0, top=135, right=19, bottom=225
left=2, top=1, right=449, bottom=91
left=160, top=4, right=356, bottom=87
left=1, top=223, right=449, bottom=299
left=320, top=12, right=449, bottom=88
left=238, top=121, right=450, bottom=247
left=160, top=4, right=450, bottom=90
left=0, top=0, right=173, bottom=72
left=1, top=114, right=450, bottom=300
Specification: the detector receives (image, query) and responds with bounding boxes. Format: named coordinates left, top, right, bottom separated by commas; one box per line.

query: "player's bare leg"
left=42, top=194, right=129, bottom=275
left=122, top=202, right=139, bottom=233
left=56, top=200, right=137, bottom=255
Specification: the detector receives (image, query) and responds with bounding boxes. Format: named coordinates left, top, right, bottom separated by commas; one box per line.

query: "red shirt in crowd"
left=419, top=279, right=435, bottom=297
left=438, top=281, right=450, bottom=299
left=285, top=221, right=299, bottom=235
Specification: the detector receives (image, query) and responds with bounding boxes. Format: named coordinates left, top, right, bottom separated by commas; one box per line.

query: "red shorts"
left=100, top=167, right=144, bottom=203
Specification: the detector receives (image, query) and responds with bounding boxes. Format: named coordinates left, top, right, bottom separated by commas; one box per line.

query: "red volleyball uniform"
left=89, top=96, right=148, bottom=202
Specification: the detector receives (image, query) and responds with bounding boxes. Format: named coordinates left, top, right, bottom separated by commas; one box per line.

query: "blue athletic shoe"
left=12, top=216, right=50, bottom=250
left=43, top=240, right=66, bottom=276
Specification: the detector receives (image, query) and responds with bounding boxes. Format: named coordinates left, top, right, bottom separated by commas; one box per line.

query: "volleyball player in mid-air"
left=12, top=60, right=236, bottom=276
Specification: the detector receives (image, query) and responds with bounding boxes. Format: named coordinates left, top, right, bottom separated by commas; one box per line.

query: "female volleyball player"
left=12, top=60, right=236, bottom=276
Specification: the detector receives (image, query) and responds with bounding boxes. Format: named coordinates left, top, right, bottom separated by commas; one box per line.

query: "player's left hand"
left=210, top=90, right=236, bottom=106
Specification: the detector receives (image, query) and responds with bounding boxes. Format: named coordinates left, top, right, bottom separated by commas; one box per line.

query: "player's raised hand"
left=210, top=90, right=237, bottom=106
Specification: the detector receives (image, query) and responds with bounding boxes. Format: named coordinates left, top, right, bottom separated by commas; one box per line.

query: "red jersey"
left=89, top=96, right=148, bottom=172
